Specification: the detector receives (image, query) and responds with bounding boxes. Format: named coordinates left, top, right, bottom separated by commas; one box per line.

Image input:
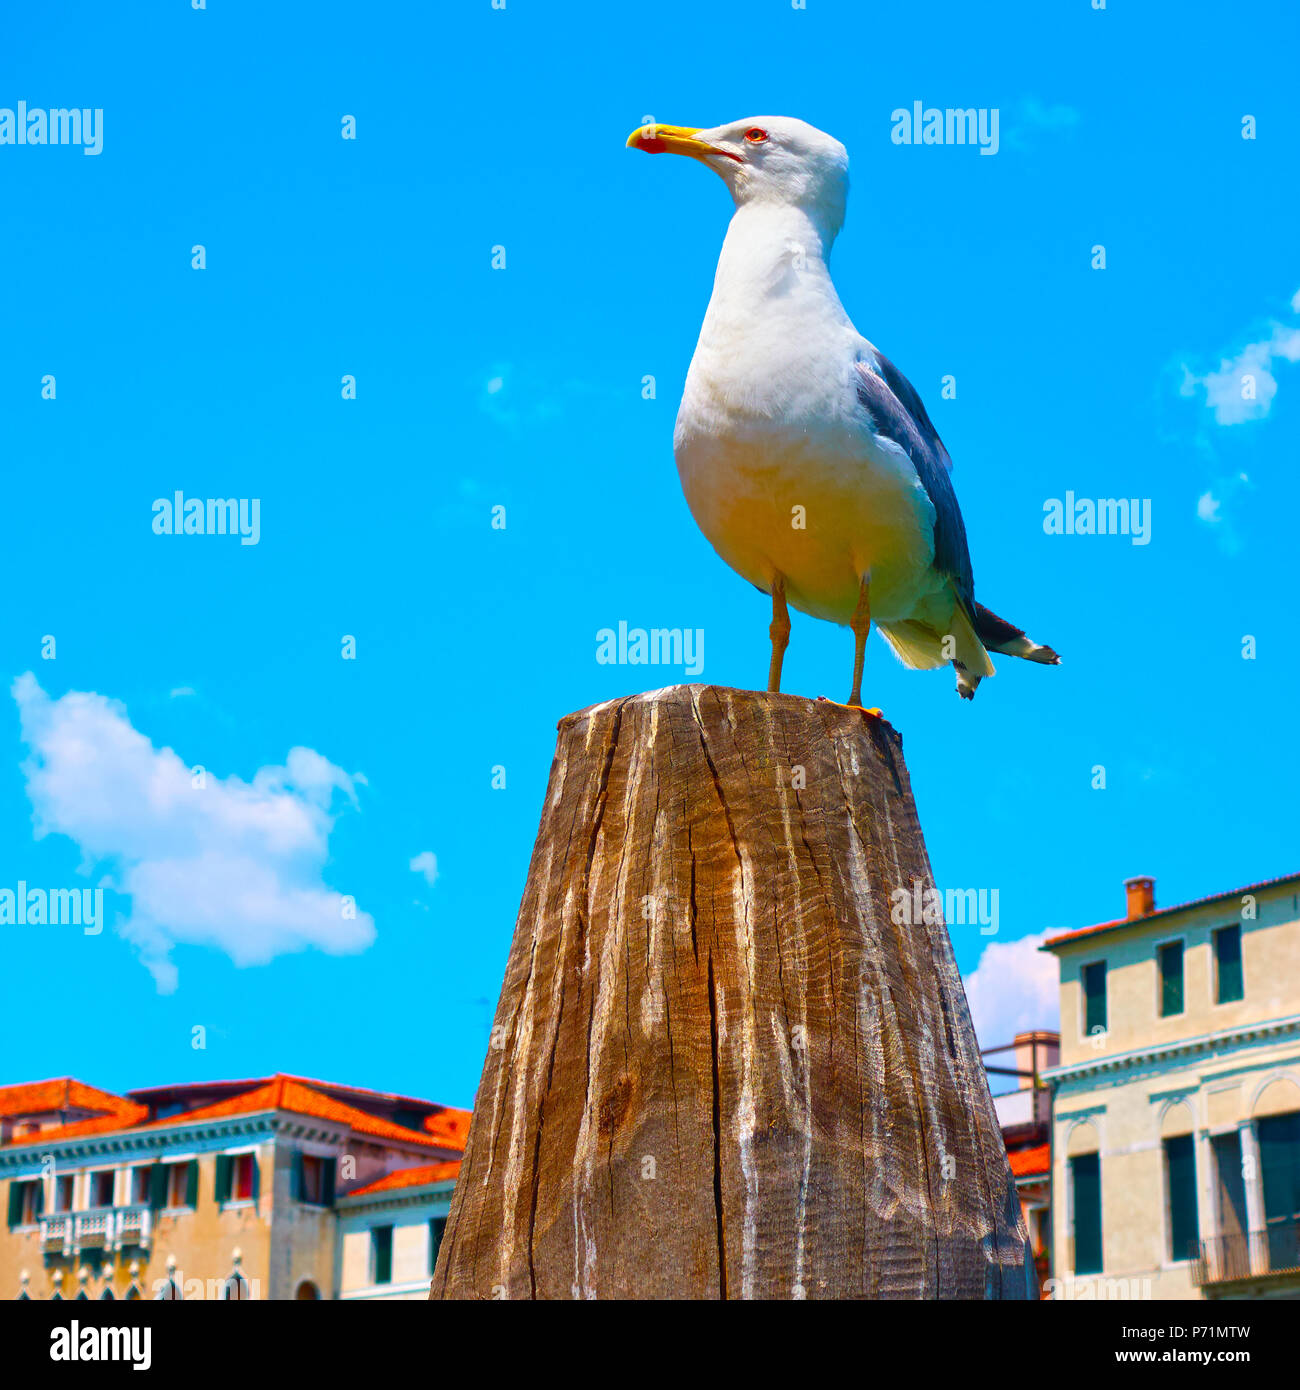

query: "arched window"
left=100, top=1286, right=116, bottom=1300
left=125, top=1284, right=141, bottom=1301
left=222, top=1274, right=250, bottom=1301
left=295, top=1279, right=320, bottom=1300
left=155, top=1279, right=182, bottom=1301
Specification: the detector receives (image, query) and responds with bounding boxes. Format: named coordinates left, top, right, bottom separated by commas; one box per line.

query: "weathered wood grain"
left=431, top=685, right=1032, bottom=1300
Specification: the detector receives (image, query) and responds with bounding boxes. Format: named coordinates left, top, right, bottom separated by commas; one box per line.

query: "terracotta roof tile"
left=0, top=1078, right=136, bottom=1122
left=347, top=1161, right=461, bottom=1197
left=423, top=1108, right=471, bottom=1151
left=1007, top=1142, right=1051, bottom=1179
left=3, top=1075, right=462, bottom=1152
left=1043, top=870, right=1300, bottom=951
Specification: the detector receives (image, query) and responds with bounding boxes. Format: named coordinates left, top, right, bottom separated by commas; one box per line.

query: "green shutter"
left=429, top=1217, right=446, bottom=1275
left=373, top=1225, right=393, bottom=1284
left=1159, top=943, right=1184, bottom=1017
left=1165, top=1135, right=1199, bottom=1260
left=250, top=1155, right=261, bottom=1204
left=7, top=1183, right=22, bottom=1228
left=214, top=1155, right=232, bottom=1204
left=321, top=1158, right=336, bottom=1207
left=1072, top=1153, right=1103, bottom=1275
left=291, top=1150, right=304, bottom=1203
left=1216, top=926, right=1244, bottom=1003
left=1259, top=1113, right=1300, bottom=1270
left=148, top=1163, right=167, bottom=1210
left=184, top=1160, right=198, bottom=1209
left=1083, top=962, right=1107, bottom=1035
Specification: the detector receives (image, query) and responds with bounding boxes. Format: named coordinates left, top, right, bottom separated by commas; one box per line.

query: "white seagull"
left=627, top=116, right=1059, bottom=705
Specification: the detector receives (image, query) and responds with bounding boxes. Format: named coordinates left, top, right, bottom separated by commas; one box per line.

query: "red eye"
left=744, top=127, right=769, bottom=144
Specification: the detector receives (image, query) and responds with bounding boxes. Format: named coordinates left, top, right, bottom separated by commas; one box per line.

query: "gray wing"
left=853, top=350, right=974, bottom=610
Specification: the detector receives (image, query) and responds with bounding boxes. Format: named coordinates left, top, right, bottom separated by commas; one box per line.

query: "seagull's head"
left=627, top=116, right=849, bottom=233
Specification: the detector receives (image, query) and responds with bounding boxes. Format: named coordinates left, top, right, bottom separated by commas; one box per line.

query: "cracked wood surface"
left=431, top=685, right=1032, bottom=1300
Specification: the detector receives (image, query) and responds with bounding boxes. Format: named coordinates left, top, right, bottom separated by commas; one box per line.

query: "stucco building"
left=1041, top=872, right=1300, bottom=1300
left=0, top=1074, right=468, bottom=1300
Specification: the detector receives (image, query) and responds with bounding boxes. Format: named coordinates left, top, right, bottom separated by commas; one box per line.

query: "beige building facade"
left=1042, top=872, right=1300, bottom=1300
left=1, top=1074, right=466, bottom=1300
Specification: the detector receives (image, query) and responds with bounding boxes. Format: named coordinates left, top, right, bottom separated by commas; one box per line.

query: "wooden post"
left=431, top=685, right=1032, bottom=1300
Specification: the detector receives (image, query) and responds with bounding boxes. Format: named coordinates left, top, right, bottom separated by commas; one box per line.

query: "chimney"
left=1124, top=875, right=1155, bottom=920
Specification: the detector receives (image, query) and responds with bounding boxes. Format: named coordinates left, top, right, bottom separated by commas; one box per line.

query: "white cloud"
left=1181, top=320, right=1300, bottom=425
left=1196, top=491, right=1221, bottom=523
left=12, top=673, right=375, bottom=993
left=409, top=850, right=439, bottom=887
left=961, top=931, right=1059, bottom=1051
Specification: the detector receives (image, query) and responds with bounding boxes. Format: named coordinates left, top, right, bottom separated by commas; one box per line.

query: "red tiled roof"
left=347, top=1161, right=461, bottom=1197
left=424, top=1108, right=471, bottom=1150
left=1008, top=1143, right=1051, bottom=1179
left=3, top=1075, right=463, bottom=1152
left=1042, top=870, right=1300, bottom=951
left=0, top=1078, right=136, bottom=1121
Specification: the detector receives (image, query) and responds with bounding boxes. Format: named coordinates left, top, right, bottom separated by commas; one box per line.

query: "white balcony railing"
left=38, top=1205, right=153, bottom=1255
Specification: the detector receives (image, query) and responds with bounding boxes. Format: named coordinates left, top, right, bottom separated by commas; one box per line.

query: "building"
left=0, top=1074, right=468, bottom=1300
left=985, top=1030, right=1058, bottom=1294
left=335, top=1162, right=458, bottom=1300
left=1041, top=872, right=1300, bottom=1300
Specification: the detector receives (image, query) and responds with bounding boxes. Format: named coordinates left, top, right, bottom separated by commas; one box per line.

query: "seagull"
left=626, top=116, right=1059, bottom=704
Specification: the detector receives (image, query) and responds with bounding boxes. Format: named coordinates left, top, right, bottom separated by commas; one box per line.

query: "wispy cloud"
left=409, top=850, right=439, bottom=887
left=12, top=673, right=374, bottom=992
left=1179, top=301, right=1300, bottom=426
left=961, top=931, right=1059, bottom=1051
left=1003, top=97, right=1081, bottom=152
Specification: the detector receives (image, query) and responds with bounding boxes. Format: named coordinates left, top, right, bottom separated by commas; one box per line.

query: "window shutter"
left=7, top=1183, right=22, bottom=1228
left=1216, top=926, right=1244, bottom=1003
left=148, top=1163, right=167, bottom=1210
left=291, top=1150, right=304, bottom=1203
left=1071, top=1153, right=1103, bottom=1275
left=33, top=1181, right=43, bottom=1219
left=1165, top=1135, right=1199, bottom=1260
left=250, top=1154, right=261, bottom=1204
left=1159, top=943, right=1184, bottom=1017
left=214, top=1155, right=232, bottom=1204
left=321, top=1158, right=336, bottom=1207
left=184, top=1160, right=198, bottom=1209
left=1083, top=962, right=1107, bottom=1035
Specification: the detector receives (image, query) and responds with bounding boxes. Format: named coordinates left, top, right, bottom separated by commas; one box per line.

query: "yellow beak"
left=625, top=124, right=716, bottom=160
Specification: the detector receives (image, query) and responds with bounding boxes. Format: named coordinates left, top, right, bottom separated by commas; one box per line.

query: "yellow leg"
left=848, top=576, right=871, bottom=707
left=767, top=574, right=790, bottom=694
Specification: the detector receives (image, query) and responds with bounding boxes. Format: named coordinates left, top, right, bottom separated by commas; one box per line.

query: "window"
left=129, top=1167, right=151, bottom=1205
left=232, top=1154, right=255, bottom=1202
left=1158, top=941, right=1184, bottom=1017
left=53, top=1175, right=75, bottom=1213
left=295, top=1153, right=336, bottom=1207
left=1164, top=1135, right=1199, bottom=1261
left=6, top=1179, right=43, bottom=1227
left=89, top=1170, right=115, bottom=1208
left=1082, top=961, right=1107, bottom=1036
left=1214, top=925, right=1244, bottom=1004
left=156, top=1160, right=197, bottom=1210
left=1258, top=1112, right=1300, bottom=1271
left=429, top=1217, right=447, bottom=1274
left=222, top=1273, right=250, bottom=1300
left=214, top=1153, right=258, bottom=1205
left=1071, top=1152, right=1103, bottom=1275
left=372, top=1225, right=394, bottom=1285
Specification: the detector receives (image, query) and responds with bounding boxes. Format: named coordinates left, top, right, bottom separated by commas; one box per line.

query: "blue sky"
left=2, top=0, right=1297, bottom=1108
